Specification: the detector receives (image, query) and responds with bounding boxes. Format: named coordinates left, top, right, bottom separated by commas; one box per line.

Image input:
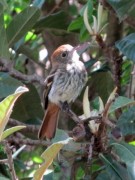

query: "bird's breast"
left=49, top=61, right=87, bottom=104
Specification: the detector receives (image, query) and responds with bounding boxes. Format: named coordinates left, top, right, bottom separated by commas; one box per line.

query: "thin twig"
left=0, top=159, right=8, bottom=164
left=48, top=0, right=64, bottom=14
left=7, top=135, right=50, bottom=147
left=97, top=92, right=117, bottom=151
left=3, top=141, right=18, bottom=180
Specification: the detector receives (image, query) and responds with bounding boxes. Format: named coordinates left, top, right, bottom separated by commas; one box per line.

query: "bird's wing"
left=43, top=70, right=56, bottom=109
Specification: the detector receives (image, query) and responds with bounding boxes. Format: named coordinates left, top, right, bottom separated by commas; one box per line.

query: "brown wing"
left=43, top=70, right=56, bottom=110
left=38, top=69, right=60, bottom=139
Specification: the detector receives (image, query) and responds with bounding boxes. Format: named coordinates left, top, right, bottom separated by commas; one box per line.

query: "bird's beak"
left=73, top=42, right=90, bottom=56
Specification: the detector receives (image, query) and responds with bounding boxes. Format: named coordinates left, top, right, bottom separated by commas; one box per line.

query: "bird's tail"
left=38, top=102, right=60, bottom=139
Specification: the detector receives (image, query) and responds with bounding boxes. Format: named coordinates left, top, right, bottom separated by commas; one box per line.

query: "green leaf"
left=43, top=171, right=53, bottom=180
left=112, top=142, right=135, bottom=179
left=0, top=86, right=28, bottom=140
left=52, top=129, right=69, bottom=143
left=99, top=154, right=129, bottom=180
left=79, top=0, right=93, bottom=17
left=119, top=123, right=135, bottom=136
left=68, top=17, right=83, bottom=31
left=116, top=33, right=135, bottom=62
left=0, top=0, right=8, bottom=10
left=17, top=45, right=39, bottom=62
left=107, top=0, right=135, bottom=20
left=0, top=72, right=23, bottom=99
left=96, top=171, right=110, bottom=180
left=34, top=11, right=70, bottom=30
left=33, top=138, right=71, bottom=180
left=89, top=71, right=114, bottom=103
left=6, top=6, right=40, bottom=47
left=0, top=2, right=10, bottom=59
left=0, top=176, right=10, bottom=180
left=109, top=96, right=135, bottom=113
left=116, top=106, right=135, bottom=136
left=118, top=106, right=135, bottom=125
left=1, top=126, right=26, bottom=140
left=52, top=129, right=82, bottom=152
left=11, top=84, right=44, bottom=122
left=79, top=25, right=90, bottom=42
left=33, top=0, right=45, bottom=8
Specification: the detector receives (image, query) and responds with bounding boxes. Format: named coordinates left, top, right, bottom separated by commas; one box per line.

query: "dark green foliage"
left=1, top=0, right=135, bottom=179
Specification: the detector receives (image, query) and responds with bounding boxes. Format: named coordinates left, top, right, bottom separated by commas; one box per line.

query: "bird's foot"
left=60, top=101, right=69, bottom=112
left=59, top=101, right=81, bottom=124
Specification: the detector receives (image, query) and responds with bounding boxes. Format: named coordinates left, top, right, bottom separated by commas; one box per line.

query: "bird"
left=38, top=44, right=88, bottom=139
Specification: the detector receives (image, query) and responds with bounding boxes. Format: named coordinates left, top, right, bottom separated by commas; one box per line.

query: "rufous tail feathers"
left=38, top=103, right=60, bottom=139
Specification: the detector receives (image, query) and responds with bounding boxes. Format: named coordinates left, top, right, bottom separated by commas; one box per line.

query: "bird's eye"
left=61, top=51, right=68, bottom=58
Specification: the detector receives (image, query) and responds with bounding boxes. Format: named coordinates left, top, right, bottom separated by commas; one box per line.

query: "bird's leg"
left=60, top=101, right=69, bottom=112
left=59, top=101, right=81, bottom=123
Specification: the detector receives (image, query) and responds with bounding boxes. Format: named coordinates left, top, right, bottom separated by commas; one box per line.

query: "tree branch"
left=7, top=134, right=50, bottom=147
left=0, top=159, right=8, bottom=164
left=8, top=118, right=39, bottom=134
left=3, top=141, right=18, bottom=180
left=0, top=58, right=45, bottom=86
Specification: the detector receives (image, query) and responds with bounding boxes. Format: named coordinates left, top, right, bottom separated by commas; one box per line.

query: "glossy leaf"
left=107, top=0, right=135, bottom=20
left=33, top=0, right=45, bottom=8
left=119, top=123, right=135, bottom=136
left=1, top=126, right=26, bottom=140
left=11, top=84, right=44, bottom=122
left=34, top=11, right=70, bottom=30
left=89, top=71, right=114, bottom=103
left=99, top=154, right=128, bottom=180
left=0, top=86, right=28, bottom=140
left=33, top=138, right=71, bottom=180
left=109, top=96, right=135, bottom=113
left=0, top=0, right=8, bottom=9
left=17, top=45, right=39, bottom=62
left=0, top=176, right=10, bottom=180
left=68, top=17, right=83, bottom=31
left=116, top=33, right=135, bottom=61
left=52, top=129, right=69, bottom=143
left=117, top=106, right=135, bottom=125
left=80, top=0, right=93, bottom=17
left=117, top=106, right=135, bottom=136
left=6, top=6, right=40, bottom=47
left=0, top=73, right=23, bottom=99
left=112, top=142, right=135, bottom=179
left=96, top=171, right=110, bottom=180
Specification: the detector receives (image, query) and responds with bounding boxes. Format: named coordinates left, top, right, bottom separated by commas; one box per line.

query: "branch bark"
left=3, top=141, right=18, bottom=180
left=0, top=58, right=45, bottom=86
